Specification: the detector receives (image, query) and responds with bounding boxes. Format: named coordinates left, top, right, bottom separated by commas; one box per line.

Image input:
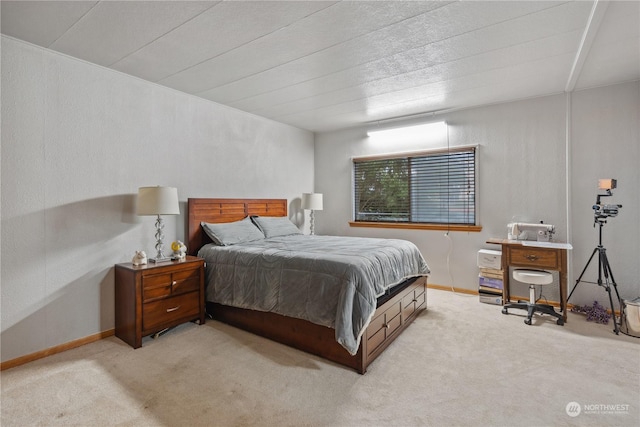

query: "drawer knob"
left=166, top=305, right=181, bottom=313
left=525, top=254, right=539, bottom=261
left=383, top=323, right=390, bottom=329
left=172, top=281, right=177, bottom=286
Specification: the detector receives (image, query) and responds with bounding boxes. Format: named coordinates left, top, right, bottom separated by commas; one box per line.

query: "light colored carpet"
left=1, top=288, right=638, bottom=427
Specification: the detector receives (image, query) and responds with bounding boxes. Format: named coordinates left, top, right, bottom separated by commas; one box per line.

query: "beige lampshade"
left=301, top=193, right=323, bottom=211
left=136, top=186, right=180, bottom=216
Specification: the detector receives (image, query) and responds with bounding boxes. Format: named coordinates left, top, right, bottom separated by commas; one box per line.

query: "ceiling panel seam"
left=46, top=0, right=99, bottom=48
left=156, top=1, right=339, bottom=84
left=106, top=1, right=222, bottom=68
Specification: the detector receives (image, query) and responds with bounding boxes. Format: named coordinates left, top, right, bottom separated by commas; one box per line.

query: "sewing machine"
left=507, top=222, right=555, bottom=242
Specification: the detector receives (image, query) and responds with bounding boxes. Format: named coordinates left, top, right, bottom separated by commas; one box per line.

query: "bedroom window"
left=352, top=146, right=480, bottom=231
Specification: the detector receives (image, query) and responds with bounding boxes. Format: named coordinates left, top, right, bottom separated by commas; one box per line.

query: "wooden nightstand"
left=115, top=255, right=205, bottom=348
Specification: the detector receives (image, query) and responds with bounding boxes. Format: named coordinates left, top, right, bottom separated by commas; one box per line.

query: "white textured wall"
left=0, top=37, right=314, bottom=362
left=315, top=82, right=639, bottom=307
left=570, top=81, right=640, bottom=307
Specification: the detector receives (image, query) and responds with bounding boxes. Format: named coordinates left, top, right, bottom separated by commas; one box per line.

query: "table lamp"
left=301, top=193, right=323, bottom=235
left=137, top=186, right=180, bottom=263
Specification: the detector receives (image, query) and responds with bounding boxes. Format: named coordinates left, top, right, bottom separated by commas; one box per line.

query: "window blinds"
left=353, top=147, right=476, bottom=225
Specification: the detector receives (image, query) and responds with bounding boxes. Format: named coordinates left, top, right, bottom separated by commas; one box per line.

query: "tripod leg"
left=600, top=250, right=621, bottom=334
left=604, top=279, right=620, bottom=335
left=568, top=247, right=599, bottom=302
left=601, top=251, right=622, bottom=302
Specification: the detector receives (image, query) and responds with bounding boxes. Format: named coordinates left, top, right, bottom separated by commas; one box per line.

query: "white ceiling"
left=2, top=1, right=639, bottom=133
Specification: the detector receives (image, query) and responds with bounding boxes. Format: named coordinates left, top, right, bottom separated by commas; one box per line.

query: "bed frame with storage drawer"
left=188, top=198, right=427, bottom=374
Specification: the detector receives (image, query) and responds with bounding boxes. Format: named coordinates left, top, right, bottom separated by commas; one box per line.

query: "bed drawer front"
left=402, top=285, right=426, bottom=319
left=143, top=292, right=200, bottom=332
left=369, top=301, right=401, bottom=335
left=364, top=279, right=426, bottom=359
left=367, top=301, right=402, bottom=357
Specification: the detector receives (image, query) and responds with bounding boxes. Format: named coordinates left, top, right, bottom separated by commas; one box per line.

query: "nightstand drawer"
left=142, top=268, right=201, bottom=302
left=172, top=268, right=201, bottom=294
left=142, top=273, right=172, bottom=301
left=143, top=292, right=200, bottom=332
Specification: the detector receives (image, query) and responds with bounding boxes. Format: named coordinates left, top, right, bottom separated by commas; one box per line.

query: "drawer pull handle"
left=525, top=254, right=539, bottom=261
left=383, top=323, right=390, bottom=329
left=412, top=299, right=418, bottom=303
left=172, top=281, right=177, bottom=286
left=166, top=306, right=181, bottom=313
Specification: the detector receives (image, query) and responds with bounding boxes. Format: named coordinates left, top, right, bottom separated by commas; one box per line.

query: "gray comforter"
left=198, top=234, right=430, bottom=355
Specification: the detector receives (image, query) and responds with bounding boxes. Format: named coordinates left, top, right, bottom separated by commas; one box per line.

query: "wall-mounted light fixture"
left=367, top=121, right=447, bottom=144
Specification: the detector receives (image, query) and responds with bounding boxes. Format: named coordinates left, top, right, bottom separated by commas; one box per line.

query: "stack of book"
left=478, top=267, right=504, bottom=305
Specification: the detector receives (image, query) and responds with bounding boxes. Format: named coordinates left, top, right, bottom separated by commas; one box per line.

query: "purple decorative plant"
left=571, top=300, right=611, bottom=324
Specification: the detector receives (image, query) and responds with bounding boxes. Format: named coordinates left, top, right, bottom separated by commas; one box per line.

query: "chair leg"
left=534, top=304, right=564, bottom=326
left=525, top=304, right=535, bottom=325
left=502, top=302, right=528, bottom=315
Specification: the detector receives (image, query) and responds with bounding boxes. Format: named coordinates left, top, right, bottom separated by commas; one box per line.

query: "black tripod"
left=568, top=218, right=621, bottom=334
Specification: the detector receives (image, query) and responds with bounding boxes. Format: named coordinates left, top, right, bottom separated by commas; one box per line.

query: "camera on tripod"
left=593, top=203, right=621, bottom=218
left=569, top=178, right=623, bottom=334
left=593, top=179, right=622, bottom=223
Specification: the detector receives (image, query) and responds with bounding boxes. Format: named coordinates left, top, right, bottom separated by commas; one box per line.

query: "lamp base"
left=310, top=209, right=316, bottom=235
left=149, top=256, right=173, bottom=263
left=150, top=215, right=172, bottom=263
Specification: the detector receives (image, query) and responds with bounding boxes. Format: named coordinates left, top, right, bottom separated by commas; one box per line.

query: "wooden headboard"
left=187, top=198, right=288, bottom=256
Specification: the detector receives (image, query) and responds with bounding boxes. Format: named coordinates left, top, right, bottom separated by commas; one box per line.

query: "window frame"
left=350, top=145, right=481, bottom=232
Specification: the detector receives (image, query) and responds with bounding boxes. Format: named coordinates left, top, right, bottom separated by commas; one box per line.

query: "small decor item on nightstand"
left=171, top=240, right=187, bottom=260
left=132, top=250, right=147, bottom=266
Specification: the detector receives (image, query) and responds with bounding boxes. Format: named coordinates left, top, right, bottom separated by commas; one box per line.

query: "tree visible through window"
left=353, top=147, right=476, bottom=225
